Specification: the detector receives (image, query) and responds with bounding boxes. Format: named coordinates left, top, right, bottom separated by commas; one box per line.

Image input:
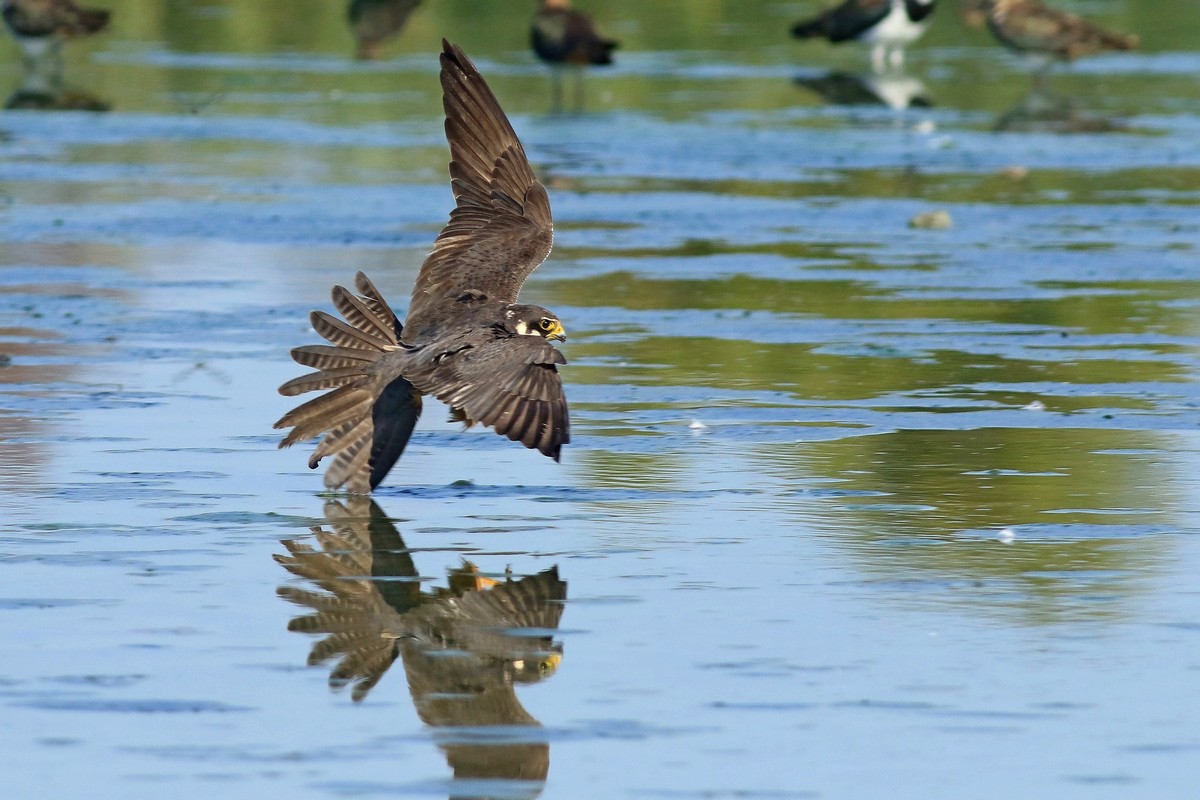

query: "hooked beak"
left=547, top=321, right=567, bottom=342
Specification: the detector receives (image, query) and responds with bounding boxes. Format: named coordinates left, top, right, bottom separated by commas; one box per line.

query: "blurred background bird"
left=531, top=0, right=618, bottom=111
left=2, top=0, right=108, bottom=41
left=791, top=0, right=937, bottom=73
left=346, top=0, right=421, bottom=61
left=980, top=0, right=1138, bottom=63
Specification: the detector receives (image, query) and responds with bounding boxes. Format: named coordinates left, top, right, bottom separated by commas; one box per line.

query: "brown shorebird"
left=981, top=0, right=1138, bottom=62
left=276, top=41, right=568, bottom=493
left=791, top=0, right=937, bottom=73
left=1, top=0, right=108, bottom=41
left=346, top=0, right=421, bottom=61
left=531, top=0, right=618, bottom=110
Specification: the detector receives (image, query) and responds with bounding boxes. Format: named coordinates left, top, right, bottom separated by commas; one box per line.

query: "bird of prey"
left=346, top=0, right=421, bottom=61
left=792, top=0, right=937, bottom=73
left=1, top=0, right=108, bottom=41
left=275, top=40, right=569, bottom=494
left=980, top=0, right=1138, bottom=62
left=531, top=0, right=618, bottom=111
left=277, top=498, right=566, bottom=780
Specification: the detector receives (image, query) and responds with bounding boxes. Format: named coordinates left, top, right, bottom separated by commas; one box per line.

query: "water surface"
left=1, top=1, right=1198, bottom=798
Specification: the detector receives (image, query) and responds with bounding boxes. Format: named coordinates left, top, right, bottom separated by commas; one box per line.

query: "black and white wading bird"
left=791, top=0, right=937, bottom=72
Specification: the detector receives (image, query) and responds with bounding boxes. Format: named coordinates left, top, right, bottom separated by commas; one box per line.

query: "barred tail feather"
left=354, top=272, right=402, bottom=338
left=276, top=273, right=419, bottom=493
left=276, top=386, right=374, bottom=449
left=289, top=344, right=377, bottom=371
left=307, top=418, right=366, bottom=469
left=278, top=366, right=364, bottom=397
left=310, top=310, right=395, bottom=352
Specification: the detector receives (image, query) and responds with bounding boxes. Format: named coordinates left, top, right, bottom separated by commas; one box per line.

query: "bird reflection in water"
left=993, top=76, right=1124, bottom=133
left=5, top=44, right=108, bottom=110
left=276, top=498, right=566, bottom=794
left=2, top=0, right=110, bottom=110
left=346, top=0, right=421, bottom=61
left=795, top=69, right=932, bottom=110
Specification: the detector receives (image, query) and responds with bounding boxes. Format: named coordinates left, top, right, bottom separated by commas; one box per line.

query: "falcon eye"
left=539, top=318, right=555, bottom=331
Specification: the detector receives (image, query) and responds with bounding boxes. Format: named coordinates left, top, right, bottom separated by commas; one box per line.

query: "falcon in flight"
left=276, top=40, right=569, bottom=493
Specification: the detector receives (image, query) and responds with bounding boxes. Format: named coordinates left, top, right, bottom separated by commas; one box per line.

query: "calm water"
left=1, top=1, right=1198, bottom=798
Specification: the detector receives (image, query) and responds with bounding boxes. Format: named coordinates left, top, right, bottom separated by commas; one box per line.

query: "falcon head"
left=504, top=304, right=566, bottom=342
left=509, top=648, right=564, bottom=684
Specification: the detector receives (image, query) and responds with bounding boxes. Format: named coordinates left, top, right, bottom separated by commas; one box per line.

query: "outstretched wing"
left=407, top=335, right=569, bottom=461
left=403, top=40, right=554, bottom=344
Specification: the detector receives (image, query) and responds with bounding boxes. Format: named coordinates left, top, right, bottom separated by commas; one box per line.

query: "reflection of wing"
left=443, top=565, right=565, bottom=654
left=275, top=498, right=419, bottom=702
left=404, top=565, right=566, bottom=688
left=398, top=566, right=565, bottom=787
left=402, top=41, right=554, bottom=343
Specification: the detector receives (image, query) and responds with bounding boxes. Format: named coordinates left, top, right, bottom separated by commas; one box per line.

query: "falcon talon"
left=274, top=41, right=570, bottom=493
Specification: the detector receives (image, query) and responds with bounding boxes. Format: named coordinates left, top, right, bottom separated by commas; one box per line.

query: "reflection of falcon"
left=1, top=0, right=109, bottom=40
left=275, top=41, right=570, bottom=494
left=276, top=498, right=566, bottom=783
left=346, top=0, right=421, bottom=61
left=980, top=0, right=1137, bottom=61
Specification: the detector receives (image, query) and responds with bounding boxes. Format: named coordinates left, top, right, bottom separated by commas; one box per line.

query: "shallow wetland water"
left=1, top=1, right=1198, bottom=798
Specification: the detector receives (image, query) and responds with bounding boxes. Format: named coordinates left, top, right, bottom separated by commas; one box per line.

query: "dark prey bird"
left=1, top=0, right=109, bottom=40
left=275, top=40, right=568, bottom=494
left=792, top=0, right=937, bottom=73
left=981, top=0, right=1138, bottom=62
left=531, top=0, right=617, bottom=110
left=346, top=0, right=421, bottom=61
